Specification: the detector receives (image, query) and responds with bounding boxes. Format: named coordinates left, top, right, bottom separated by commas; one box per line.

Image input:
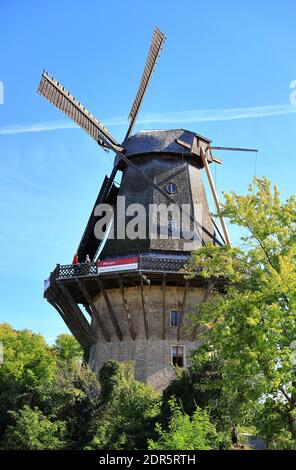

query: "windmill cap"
left=119, top=129, right=211, bottom=161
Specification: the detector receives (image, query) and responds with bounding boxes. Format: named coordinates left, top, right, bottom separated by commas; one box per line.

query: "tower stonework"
left=89, top=285, right=206, bottom=391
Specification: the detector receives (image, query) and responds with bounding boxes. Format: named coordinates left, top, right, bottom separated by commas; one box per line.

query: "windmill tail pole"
left=200, top=147, right=231, bottom=245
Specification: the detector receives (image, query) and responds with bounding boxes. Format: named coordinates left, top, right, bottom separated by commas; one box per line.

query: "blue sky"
left=0, top=0, right=296, bottom=342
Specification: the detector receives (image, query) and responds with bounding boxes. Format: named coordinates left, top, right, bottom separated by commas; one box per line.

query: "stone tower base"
left=89, top=338, right=200, bottom=392
left=89, top=284, right=203, bottom=392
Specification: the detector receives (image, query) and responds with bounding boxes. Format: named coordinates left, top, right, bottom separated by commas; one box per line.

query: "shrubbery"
left=0, top=324, right=227, bottom=450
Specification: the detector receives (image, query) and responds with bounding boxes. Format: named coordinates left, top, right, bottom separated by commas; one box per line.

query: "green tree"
left=0, top=324, right=56, bottom=438
left=2, top=405, right=66, bottom=450
left=86, top=360, right=160, bottom=450
left=162, top=348, right=232, bottom=446
left=0, top=323, right=55, bottom=388
left=253, top=399, right=296, bottom=449
left=52, top=334, right=83, bottom=367
left=148, top=399, right=220, bottom=450
left=50, top=362, right=100, bottom=448
left=187, top=177, right=296, bottom=447
left=0, top=325, right=99, bottom=449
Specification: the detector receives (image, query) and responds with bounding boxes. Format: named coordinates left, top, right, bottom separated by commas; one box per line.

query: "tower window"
left=170, top=310, right=181, bottom=327
left=165, top=182, right=178, bottom=195
left=171, top=345, right=184, bottom=367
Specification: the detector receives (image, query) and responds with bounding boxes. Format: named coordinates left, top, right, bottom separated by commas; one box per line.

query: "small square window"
left=171, top=345, right=184, bottom=367
left=170, top=310, right=181, bottom=327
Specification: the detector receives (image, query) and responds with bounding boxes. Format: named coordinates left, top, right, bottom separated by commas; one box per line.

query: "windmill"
left=40, top=28, right=257, bottom=390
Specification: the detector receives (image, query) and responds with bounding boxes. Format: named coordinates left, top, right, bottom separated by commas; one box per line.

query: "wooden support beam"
left=210, top=155, right=223, bottom=165
left=211, top=216, right=226, bottom=245
left=77, top=280, right=111, bottom=342
left=97, top=279, right=123, bottom=341
left=118, top=276, right=136, bottom=340
left=200, top=146, right=231, bottom=245
left=162, top=274, right=166, bottom=340
left=46, top=293, right=88, bottom=347
left=57, top=282, right=98, bottom=344
left=139, top=275, right=149, bottom=339
left=83, top=304, right=92, bottom=317
left=191, top=135, right=200, bottom=156
left=175, top=138, right=192, bottom=150
left=210, top=146, right=257, bottom=153
left=176, top=138, right=222, bottom=164
left=83, top=304, right=93, bottom=318
left=177, top=281, right=189, bottom=341
left=51, top=289, right=90, bottom=345
left=46, top=298, right=82, bottom=345
left=48, top=286, right=93, bottom=347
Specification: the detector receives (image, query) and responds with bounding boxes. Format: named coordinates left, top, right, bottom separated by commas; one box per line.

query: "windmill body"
left=101, top=129, right=215, bottom=258
left=88, top=129, right=216, bottom=390
left=40, top=29, right=254, bottom=390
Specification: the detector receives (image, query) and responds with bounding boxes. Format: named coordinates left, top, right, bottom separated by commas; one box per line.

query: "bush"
left=148, top=399, right=220, bottom=450
left=2, top=406, right=67, bottom=450
left=86, top=360, right=160, bottom=450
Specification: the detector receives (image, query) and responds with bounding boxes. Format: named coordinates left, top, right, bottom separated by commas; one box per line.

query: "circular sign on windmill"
left=165, top=182, right=178, bottom=195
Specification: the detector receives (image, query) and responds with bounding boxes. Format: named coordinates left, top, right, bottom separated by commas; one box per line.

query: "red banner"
left=98, top=256, right=139, bottom=273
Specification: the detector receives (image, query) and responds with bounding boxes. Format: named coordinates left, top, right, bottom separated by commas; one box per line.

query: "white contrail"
left=0, top=103, right=296, bottom=136
left=0, top=120, right=76, bottom=135
left=140, top=104, right=296, bottom=123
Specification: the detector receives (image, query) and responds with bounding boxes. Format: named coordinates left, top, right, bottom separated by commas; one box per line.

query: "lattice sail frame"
left=125, top=27, right=166, bottom=139
left=37, top=71, right=122, bottom=151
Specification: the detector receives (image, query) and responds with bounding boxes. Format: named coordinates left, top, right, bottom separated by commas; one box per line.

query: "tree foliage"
left=52, top=333, right=83, bottom=366
left=0, top=323, right=56, bottom=437
left=187, top=177, right=296, bottom=447
left=2, top=406, right=66, bottom=450
left=86, top=360, right=160, bottom=450
left=148, top=399, right=220, bottom=450
left=162, top=348, right=232, bottom=447
left=0, top=323, right=55, bottom=388
left=0, top=328, right=160, bottom=450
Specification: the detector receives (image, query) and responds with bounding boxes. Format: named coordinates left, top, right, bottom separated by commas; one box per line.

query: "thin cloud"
left=141, top=103, right=296, bottom=123
left=1, top=103, right=296, bottom=136
left=0, top=120, right=76, bottom=135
